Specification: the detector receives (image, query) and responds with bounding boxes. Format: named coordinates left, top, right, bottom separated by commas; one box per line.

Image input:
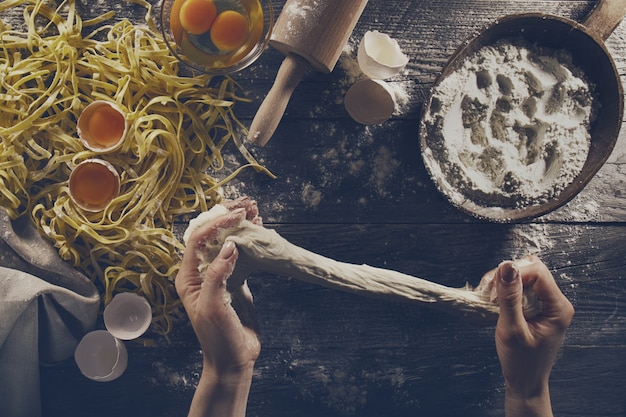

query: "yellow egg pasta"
left=0, top=0, right=273, bottom=337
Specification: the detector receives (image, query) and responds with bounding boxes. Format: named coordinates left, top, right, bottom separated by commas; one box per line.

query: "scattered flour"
left=423, top=38, right=595, bottom=209
left=301, top=183, right=323, bottom=208
left=508, top=224, right=556, bottom=259
left=150, top=359, right=201, bottom=392
left=552, top=194, right=600, bottom=221
left=312, top=132, right=402, bottom=202
left=339, top=43, right=364, bottom=87
left=369, top=145, right=400, bottom=198
left=279, top=0, right=322, bottom=39
left=282, top=0, right=319, bottom=19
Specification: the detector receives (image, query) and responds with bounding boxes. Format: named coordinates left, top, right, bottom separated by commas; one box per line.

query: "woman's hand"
left=493, top=256, right=574, bottom=417
left=176, top=197, right=261, bottom=417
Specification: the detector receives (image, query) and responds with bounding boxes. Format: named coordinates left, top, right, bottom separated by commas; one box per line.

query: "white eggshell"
left=68, top=158, right=121, bottom=212
left=103, top=293, right=152, bottom=340
left=357, top=30, right=409, bottom=79
left=74, top=330, right=128, bottom=382
left=77, top=100, right=128, bottom=153
left=344, top=78, right=396, bottom=125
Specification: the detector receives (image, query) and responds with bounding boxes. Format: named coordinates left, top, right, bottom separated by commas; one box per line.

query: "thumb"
left=199, top=241, right=238, bottom=305
left=495, top=261, right=526, bottom=329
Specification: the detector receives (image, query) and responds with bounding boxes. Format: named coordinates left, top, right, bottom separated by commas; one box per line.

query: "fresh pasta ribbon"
left=0, top=0, right=274, bottom=337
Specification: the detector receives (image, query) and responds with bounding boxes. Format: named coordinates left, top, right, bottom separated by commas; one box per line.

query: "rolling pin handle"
left=247, top=53, right=309, bottom=147
left=583, top=0, right=626, bottom=41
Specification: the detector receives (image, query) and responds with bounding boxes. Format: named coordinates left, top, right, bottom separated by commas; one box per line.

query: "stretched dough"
left=184, top=205, right=539, bottom=325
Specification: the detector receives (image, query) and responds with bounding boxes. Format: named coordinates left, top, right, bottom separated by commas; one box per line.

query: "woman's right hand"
left=494, top=256, right=574, bottom=417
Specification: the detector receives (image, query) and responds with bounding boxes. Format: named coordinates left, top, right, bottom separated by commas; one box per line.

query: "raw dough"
left=184, top=205, right=539, bottom=325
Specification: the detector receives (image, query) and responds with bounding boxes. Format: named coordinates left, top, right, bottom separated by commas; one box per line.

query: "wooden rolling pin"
left=247, top=0, right=369, bottom=146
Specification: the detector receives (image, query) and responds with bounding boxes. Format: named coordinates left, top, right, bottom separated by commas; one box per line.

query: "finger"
left=516, top=259, right=575, bottom=328
left=222, top=196, right=260, bottom=222
left=188, top=208, right=246, bottom=249
left=197, top=241, right=239, bottom=311
left=177, top=209, right=246, bottom=296
left=516, top=259, right=561, bottom=303
left=222, top=196, right=252, bottom=210
left=196, top=242, right=255, bottom=358
left=495, top=261, right=526, bottom=331
left=231, top=281, right=261, bottom=335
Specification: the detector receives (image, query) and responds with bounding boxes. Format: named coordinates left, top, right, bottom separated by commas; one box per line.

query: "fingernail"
left=219, top=240, right=236, bottom=259
left=499, top=262, right=519, bottom=284
left=231, top=207, right=246, bottom=216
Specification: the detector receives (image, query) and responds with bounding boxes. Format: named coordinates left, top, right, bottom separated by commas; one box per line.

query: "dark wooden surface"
left=11, top=0, right=626, bottom=415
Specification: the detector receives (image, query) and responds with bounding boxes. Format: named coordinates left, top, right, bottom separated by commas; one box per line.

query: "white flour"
left=423, top=39, right=595, bottom=208
left=282, top=0, right=319, bottom=20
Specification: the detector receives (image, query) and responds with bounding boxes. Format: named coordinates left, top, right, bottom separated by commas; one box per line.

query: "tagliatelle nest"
left=0, top=0, right=272, bottom=337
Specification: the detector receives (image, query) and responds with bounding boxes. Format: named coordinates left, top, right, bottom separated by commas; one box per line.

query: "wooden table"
left=12, top=0, right=626, bottom=415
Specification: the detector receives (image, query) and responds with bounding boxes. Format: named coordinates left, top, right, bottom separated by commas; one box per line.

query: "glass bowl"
left=160, top=0, right=274, bottom=75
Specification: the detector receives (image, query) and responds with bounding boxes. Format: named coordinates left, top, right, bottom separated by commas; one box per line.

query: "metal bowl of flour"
left=419, top=2, right=624, bottom=222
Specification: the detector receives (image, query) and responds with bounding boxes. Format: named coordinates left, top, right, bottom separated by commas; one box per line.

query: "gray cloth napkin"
left=0, top=208, right=100, bottom=417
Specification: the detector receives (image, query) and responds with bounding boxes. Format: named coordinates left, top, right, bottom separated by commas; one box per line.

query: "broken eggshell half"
left=344, top=78, right=396, bottom=125
left=77, top=100, right=128, bottom=153
left=357, top=30, right=409, bottom=79
left=74, top=330, right=128, bottom=382
left=103, top=292, right=152, bottom=340
left=68, top=158, right=121, bottom=212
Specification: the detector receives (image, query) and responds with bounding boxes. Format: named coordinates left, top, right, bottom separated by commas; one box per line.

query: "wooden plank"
left=224, top=117, right=626, bottom=223
left=40, top=222, right=626, bottom=416
left=0, top=0, right=622, bottom=416
left=41, top=344, right=626, bottom=417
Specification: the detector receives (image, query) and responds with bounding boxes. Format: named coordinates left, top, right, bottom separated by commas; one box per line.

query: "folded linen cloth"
left=0, top=208, right=100, bottom=417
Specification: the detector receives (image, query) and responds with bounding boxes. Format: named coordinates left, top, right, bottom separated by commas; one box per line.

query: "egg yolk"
left=70, top=161, right=120, bottom=211
left=179, top=0, right=217, bottom=35
left=210, top=10, right=249, bottom=52
left=169, top=0, right=186, bottom=44
left=87, top=104, right=125, bottom=147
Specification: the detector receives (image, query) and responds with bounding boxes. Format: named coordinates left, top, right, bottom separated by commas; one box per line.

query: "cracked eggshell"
left=77, top=101, right=128, bottom=153
left=68, top=158, right=121, bottom=212
left=74, top=330, right=128, bottom=382
left=357, top=30, right=409, bottom=79
left=104, top=292, right=152, bottom=340
left=344, top=78, right=396, bottom=125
